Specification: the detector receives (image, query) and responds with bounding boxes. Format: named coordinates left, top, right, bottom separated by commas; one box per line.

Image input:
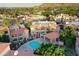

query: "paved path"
left=18, top=38, right=45, bottom=52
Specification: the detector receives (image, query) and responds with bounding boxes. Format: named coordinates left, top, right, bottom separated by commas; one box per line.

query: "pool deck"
left=18, top=38, right=45, bottom=52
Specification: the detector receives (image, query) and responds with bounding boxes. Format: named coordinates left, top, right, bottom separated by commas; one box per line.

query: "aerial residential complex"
left=1, top=3, right=79, bottom=56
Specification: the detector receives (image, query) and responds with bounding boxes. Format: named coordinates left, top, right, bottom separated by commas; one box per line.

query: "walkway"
left=18, top=38, right=45, bottom=52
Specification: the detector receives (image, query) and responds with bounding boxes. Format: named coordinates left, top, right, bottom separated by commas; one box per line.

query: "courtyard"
left=18, top=38, right=45, bottom=52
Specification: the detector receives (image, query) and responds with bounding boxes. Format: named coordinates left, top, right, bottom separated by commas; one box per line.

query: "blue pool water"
left=29, top=42, right=41, bottom=49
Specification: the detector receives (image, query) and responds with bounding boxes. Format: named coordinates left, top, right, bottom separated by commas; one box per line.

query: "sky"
left=0, top=3, right=42, bottom=7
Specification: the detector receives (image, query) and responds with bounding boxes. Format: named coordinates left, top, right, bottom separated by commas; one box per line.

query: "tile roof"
left=74, top=25, right=79, bottom=29
left=0, top=26, right=8, bottom=31
left=64, top=24, right=73, bottom=27
left=10, top=28, right=29, bottom=36
left=52, top=14, right=79, bottom=21
left=64, top=24, right=79, bottom=30
left=44, top=32, right=59, bottom=40
left=31, top=24, right=58, bottom=30
left=6, top=50, right=34, bottom=56
left=9, top=18, right=17, bottom=22
left=0, top=42, right=10, bottom=55
left=0, top=15, right=3, bottom=19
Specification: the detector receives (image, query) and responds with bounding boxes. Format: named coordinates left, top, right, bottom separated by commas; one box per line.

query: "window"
left=12, top=34, right=17, bottom=37
left=13, top=38, right=17, bottom=42
left=19, top=34, right=22, bottom=36
left=19, top=37, right=22, bottom=40
left=56, top=38, right=59, bottom=42
left=4, top=31, right=8, bottom=34
left=12, top=35, right=15, bottom=37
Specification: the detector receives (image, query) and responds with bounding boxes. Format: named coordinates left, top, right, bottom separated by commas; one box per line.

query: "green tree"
left=34, top=43, right=64, bottom=56
left=42, top=11, right=52, bottom=21
left=3, top=18, right=10, bottom=27
left=60, top=26, right=77, bottom=48
left=52, top=47, right=64, bottom=56
left=2, top=31, right=10, bottom=42
left=0, top=35, right=2, bottom=42
left=64, top=48, right=76, bottom=56
left=47, top=29, right=53, bottom=33
left=42, top=11, right=52, bottom=17
left=25, top=22, right=32, bottom=35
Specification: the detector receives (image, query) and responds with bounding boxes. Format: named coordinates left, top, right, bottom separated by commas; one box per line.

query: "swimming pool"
left=29, top=42, right=41, bottom=49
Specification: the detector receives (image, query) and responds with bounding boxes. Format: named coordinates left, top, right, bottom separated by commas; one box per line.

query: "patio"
left=18, top=38, right=45, bottom=52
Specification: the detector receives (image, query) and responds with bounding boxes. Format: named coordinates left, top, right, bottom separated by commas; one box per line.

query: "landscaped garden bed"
left=34, top=43, right=76, bottom=56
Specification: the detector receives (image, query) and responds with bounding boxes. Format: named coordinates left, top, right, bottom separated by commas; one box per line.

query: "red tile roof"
left=9, top=18, right=17, bottom=22
left=64, top=24, right=79, bottom=30
left=44, top=32, right=59, bottom=40
left=10, top=28, right=29, bottom=36
left=75, top=25, right=79, bottom=29
left=0, top=26, right=8, bottom=31
left=64, top=24, right=73, bottom=27
left=6, top=50, right=34, bottom=56
left=0, top=43, right=10, bottom=54
left=31, top=24, right=57, bottom=30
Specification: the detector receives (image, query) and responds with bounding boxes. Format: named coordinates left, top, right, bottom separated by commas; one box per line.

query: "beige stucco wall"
left=9, top=31, right=29, bottom=42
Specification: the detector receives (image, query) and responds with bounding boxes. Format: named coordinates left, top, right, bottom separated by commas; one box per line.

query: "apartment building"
left=30, top=21, right=58, bottom=38
left=44, top=32, right=64, bottom=46
left=9, top=24, right=29, bottom=43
